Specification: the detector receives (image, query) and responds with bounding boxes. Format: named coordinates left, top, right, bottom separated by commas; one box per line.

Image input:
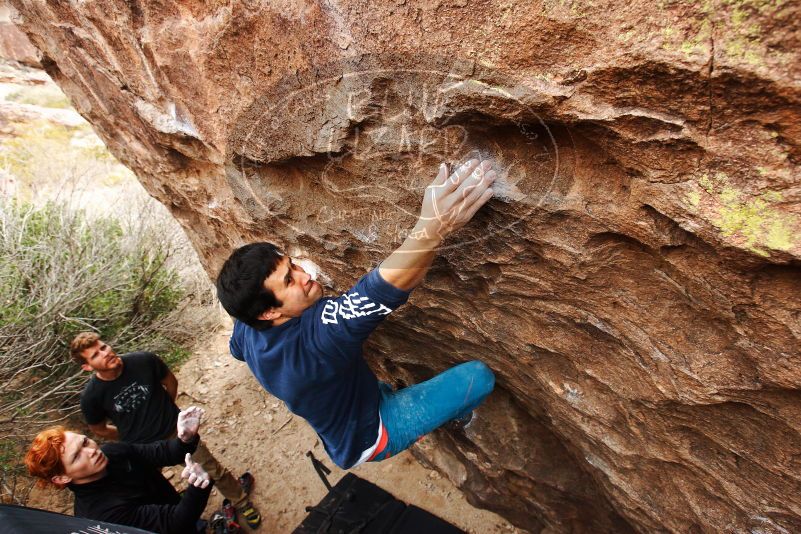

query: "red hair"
left=25, top=426, right=68, bottom=489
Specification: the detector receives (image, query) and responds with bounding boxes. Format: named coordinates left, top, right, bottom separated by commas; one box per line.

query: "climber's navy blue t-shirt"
left=229, top=268, right=411, bottom=469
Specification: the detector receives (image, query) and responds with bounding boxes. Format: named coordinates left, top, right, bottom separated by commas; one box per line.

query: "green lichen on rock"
left=694, top=172, right=797, bottom=256
left=678, top=19, right=712, bottom=57
left=717, top=0, right=788, bottom=66
left=657, top=0, right=787, bottom=66
left=697, top=173, right=718, bottom=192
left=686, top=190, right=701, bottom=208
left=618, top=29, right=636, bottom=42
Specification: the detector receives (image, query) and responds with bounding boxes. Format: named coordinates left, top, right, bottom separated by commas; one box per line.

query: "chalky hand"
left=182, top=453, right=210, bottom=489
left=177, top=406, right=204, bottom=443
left=414, top=158, right=497, bottom=242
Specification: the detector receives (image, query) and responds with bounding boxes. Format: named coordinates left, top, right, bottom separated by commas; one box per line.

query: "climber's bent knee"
left=462, top=360, right=495, bottom=400
left=372, top=360, right=496, bottom=460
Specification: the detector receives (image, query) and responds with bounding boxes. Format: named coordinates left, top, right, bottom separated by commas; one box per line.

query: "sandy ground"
left=28, top=326, right=521, bottom=533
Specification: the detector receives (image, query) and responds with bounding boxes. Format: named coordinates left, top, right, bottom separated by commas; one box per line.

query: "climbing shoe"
left=210, top=512, right=227, bottom=534
left=223, top=499, right=242, bottom=528
left=238, top=501, right=262, bottom=529
left=238, top=471, right=255, bottom=495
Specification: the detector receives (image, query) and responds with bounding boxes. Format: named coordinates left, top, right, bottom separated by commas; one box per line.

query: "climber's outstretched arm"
left=379, top=158, right=496, bottom=291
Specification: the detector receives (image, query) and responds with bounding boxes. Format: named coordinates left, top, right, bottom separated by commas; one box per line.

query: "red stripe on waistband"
left=367, top=423, right=389, bottom=461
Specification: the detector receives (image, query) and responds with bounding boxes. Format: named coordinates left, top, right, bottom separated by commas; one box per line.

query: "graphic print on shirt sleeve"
left=112, top=382, right=151, bottom=413
left=320, top=291, right=392, bottom=325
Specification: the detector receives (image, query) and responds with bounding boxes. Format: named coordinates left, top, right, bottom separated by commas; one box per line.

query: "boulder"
left=8, top=1, right=800, bottom=532
left=0, top=4, right=39, bottom=67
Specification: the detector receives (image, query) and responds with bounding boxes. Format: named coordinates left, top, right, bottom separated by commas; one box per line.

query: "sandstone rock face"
left=9, top=1, right=801, bottom=532
left=0, top=5, right=38, bottom=66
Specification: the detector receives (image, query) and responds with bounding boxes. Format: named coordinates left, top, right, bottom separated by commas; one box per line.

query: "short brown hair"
left=25, top=426, right=67, bottom=488
left=69, top=332, right=99, bottom=364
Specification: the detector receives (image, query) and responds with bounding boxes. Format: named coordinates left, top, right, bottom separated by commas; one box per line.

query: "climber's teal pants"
left=369, top=360, right=495, bottom=461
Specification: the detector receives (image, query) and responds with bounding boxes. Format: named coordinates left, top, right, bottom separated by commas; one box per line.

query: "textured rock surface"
left=0, top=5, right=38, bottom=66
left=8, top=1, right=801, bottom=532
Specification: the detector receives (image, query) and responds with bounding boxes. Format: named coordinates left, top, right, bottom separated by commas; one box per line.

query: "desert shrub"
left=5, top=84, right=71, bottom=109
left=0, top=438, right=31, bottom=505
left=0, top=120, right=122, bottom=203
left=0, top=197, right=220, bottom=502
left=0, top=78, right=221, bottom=504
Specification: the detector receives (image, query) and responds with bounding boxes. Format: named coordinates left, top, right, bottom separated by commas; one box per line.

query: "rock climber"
left=25, top=407, right=212, bottom=534
left=70, top=332, right=261, bottom=528
left=215, top=158, right=497, bottom=469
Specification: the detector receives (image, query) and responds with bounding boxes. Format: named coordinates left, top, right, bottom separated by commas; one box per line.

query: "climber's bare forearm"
left=379, top=159, right=496, bottom=292
left=379, top=159, right=496, bottom=291
left=379, top=233, right=441, bottom=291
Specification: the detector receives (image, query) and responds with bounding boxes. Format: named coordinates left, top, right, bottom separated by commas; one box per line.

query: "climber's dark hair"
left=216, top=242, right=283, bottom=330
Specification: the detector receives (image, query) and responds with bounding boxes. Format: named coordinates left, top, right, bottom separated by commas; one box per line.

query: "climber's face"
left=258, top=256, right=323, bottom=323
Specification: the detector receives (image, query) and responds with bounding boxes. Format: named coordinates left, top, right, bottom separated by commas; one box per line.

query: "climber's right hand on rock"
left=411, top=158, right=497, bottom=242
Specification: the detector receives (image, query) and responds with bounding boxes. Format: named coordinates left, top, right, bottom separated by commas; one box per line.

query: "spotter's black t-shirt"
left=80, top=352, right=179, bottom=444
